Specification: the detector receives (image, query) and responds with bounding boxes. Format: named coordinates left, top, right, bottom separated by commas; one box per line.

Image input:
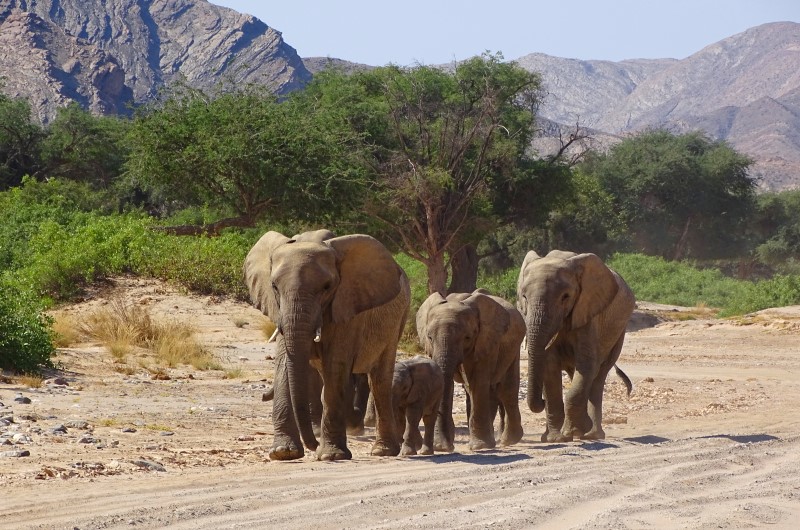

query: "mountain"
left=0, top=0, right=310, bottom=121
left=517, top=22, right=800, bottom=189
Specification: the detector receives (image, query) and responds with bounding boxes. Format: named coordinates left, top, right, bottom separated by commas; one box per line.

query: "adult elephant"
left=244, top=230, right=410, bottom=461
left=417, top=289, right=525, bottom=452
left=516, top=250, right=635, bottom=443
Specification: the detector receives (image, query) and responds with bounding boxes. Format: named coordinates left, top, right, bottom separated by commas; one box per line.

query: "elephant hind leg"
left=583, top=334, right=626, bottom=440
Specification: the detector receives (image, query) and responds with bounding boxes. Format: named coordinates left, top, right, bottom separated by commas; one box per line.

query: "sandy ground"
left=2, top=277, right=800, bottom=529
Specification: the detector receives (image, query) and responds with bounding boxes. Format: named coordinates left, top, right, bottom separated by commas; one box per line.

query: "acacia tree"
left=40, top=103, right=130, bottom=189
left=582, top=129, right=756, bottom=260
left=0, top=93, right=43, bottom=190
left=125, top=84, right=367, bottom=232
left=307, top=53, right=543, bottom=294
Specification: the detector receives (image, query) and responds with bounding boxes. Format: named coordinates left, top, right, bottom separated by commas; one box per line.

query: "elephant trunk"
left=282, top=297, right=320, bottom=452
left=432, top=342, right=458, bottom=452
left=526, top=305, right=554, bottom=414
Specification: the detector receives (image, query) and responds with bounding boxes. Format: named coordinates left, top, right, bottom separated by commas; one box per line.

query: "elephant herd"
left=244, top=229, right=636, bottom=461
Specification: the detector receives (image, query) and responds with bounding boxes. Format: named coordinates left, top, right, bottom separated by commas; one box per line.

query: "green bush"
left=12, top=214, right=154, bottom=301
left=0, top=282, right=54, bottom=373
left=132, top=230, right=254, bottom=298
left=607, top=253, right=800, bottom=316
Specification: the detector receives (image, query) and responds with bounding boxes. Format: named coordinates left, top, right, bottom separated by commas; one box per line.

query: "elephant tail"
left=614, top=365, right=633, bottom=397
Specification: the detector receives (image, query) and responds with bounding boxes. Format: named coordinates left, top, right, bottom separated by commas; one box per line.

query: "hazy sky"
left=211, top=1, right=800, bottom=65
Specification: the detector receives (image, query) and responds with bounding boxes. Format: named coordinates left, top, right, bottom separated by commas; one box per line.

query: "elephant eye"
left=272, top=282, right=279, bottom=293
left=561, top=292, right=570, bottom=301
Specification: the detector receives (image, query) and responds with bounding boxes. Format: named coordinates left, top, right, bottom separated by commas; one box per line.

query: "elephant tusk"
left=267, top=326, right=280, bottom=343
left=459, top=364, right=470, bottom=394
left=545, top=331, right=559, bottom=350
left=314, top=327, right=322, bottom=343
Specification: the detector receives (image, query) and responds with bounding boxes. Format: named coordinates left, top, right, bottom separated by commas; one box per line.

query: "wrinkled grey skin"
left=244, top=229, right=410, bottom=461
left=417, top=289, right=525, bottom=452
left=261, top=372, right=369, bottom=437
left=517, top=250, right=635, bottom=442
left=391, top=356, right=444, bottom=456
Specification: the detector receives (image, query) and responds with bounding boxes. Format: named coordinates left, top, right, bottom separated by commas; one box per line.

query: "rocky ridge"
left=0, top=0, right=310, bottom=121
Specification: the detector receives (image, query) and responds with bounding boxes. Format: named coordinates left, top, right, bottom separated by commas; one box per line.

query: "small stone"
left=121, top=427, right=137, bottom=433
left=66, top=420, right=89, bottom=429
left=12, top=433, right=32, bottom=444
left=159, top=431, right=174, bottom=437
left=1, top=449, right=30, bottom=457
left=50, top=424, right=68, bottom=434
left=77, top=434, right=96, bottom=444
left=48, top=377, right=69, bottom=386
left=131, top=459, right=165, bottom=472
left=237, top=435, right=255, bottom=441
left=14, top=395, right=32, bottom=404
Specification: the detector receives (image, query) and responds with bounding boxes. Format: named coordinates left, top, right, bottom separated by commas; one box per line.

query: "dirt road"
left=2, top=278, right=799, bottom=529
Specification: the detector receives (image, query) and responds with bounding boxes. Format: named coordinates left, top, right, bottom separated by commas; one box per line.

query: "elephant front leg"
left=269, top=349, right=305, bottom=460
left=317, top=364, right=352, bottom=461
left=542, top=358, right=570, bottom=443
left=369, top=360, right=401, bottom=457
left=467, top=379, right=496, bottom=450
left=563, top=372, right=595, bottom=440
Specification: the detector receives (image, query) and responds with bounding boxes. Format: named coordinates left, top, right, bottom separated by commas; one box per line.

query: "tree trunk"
left=426, top=253, right=448, bottom=295
left=672, top=216, right=692, bottom=261
left=448, top=244, right=478, bottom=294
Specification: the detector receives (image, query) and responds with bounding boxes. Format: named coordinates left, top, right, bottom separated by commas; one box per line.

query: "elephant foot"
left=371, top=439, right=400, bottom=457
left=581, top=428, right=606, bottom=440
left=541, top=430, right=572, bottom=443
left=316, top=444, right=352, bottom=461
left=400, top=443, right=417, bottom=456
left=433, top=440, right=454, bottom=453
left=469, top=437, right=496, bottom=451
left=500, top=425, right=524, bottom=446
left=269, top=442, right=304, bottom=461
left=418, top=445, right=433, bottom=456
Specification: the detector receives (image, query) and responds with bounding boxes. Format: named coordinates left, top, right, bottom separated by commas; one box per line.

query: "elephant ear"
left=243, top=231, right=290, bottom=320
left=568, top=253, right=619, bottom=330
left=416, top=292, right=447, bottom=349
left=327, top=234, right=404, bottom=323
left=465, top=292, right=511, bottom=359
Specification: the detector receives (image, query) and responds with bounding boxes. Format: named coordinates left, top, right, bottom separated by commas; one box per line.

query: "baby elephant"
left=392, top=356, right=444, bottom=456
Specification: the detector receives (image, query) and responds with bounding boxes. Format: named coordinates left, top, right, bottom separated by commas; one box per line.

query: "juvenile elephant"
left=391, top=356, right=444, bottom=456
left=517, top=250, right=635, bottom=442
left=244, top=230, right=410, bottom=461
left=417, top=289, right=525, bottom=452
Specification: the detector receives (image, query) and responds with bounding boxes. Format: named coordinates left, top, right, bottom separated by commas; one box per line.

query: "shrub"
left=0, top=282, right=55, bottom=373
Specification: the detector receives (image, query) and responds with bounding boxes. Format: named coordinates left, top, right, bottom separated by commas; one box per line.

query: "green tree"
left=125, top=84, right=367, bottom=232
left=41, top=103, right=130, bottom=189
left=0, top=92, right=44, bottom=190
left=752, top=189, right=800, bottom=271
left=307, top=53, right=544, bottom=294
left=582, top=129, right=755, bottom=260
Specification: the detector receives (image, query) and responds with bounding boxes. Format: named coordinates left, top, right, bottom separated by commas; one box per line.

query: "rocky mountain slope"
left=517, top=22, right=800, bottom=189
left=0, top=0, right=309, bottom=121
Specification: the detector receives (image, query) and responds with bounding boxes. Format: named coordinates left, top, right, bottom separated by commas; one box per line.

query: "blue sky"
left=212, top=1, right=800, bottom=65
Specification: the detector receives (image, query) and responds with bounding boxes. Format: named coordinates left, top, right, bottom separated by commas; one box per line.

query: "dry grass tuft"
left=79, top=297, right=219, bottom=370
left=259, top=317, right=277, bottom=340
left=17, top=374, right=44, bottom=388
left=80, top=297, right=156, bottom=347
left=231, top=316, right=249, bottom=328
left=52, top=313, right=82, bottom=347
